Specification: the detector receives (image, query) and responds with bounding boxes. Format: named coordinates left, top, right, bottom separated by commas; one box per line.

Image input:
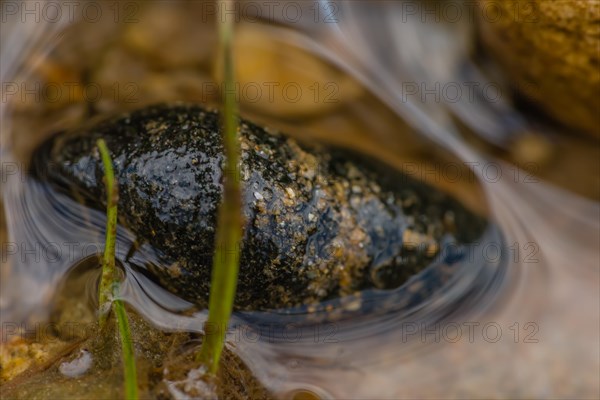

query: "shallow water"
left=1, top=1, right=599, bottom=399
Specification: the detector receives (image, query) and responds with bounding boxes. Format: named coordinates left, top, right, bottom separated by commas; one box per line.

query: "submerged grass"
left=197, top=0, right=243, bottom=375
left=113, top=294, right=139, bottom=400
left=97, top=139, right=139, bottom=400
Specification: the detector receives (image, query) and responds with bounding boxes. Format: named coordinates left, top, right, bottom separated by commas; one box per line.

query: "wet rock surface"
left=33, top=103, right=486, bottom=310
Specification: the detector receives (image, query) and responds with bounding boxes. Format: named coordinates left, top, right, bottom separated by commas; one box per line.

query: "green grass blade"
left=113, top=293, right=139, bottom=400
left=97, top=138, right=118, bottom=328
left=96, top=139, right=138, bottom=399
left=197, top=0, right=242, bottom=374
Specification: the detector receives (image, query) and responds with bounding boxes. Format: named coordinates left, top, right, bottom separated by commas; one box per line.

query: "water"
left=1, top=1, right=598, bottom=398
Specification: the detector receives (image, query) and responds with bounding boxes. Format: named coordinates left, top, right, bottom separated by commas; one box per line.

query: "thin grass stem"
left=113, top=293, right=139, bottom=400
left=97, top=139, right=118, bottom=328
left=96, top=139, right=139, bottom=399
left=196, top=0, right=242, bottom=375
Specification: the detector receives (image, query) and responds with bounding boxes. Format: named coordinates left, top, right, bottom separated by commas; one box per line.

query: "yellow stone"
left=215, top=23, right=363, bottom=118
left=479, top=0, right=600, bottom=138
